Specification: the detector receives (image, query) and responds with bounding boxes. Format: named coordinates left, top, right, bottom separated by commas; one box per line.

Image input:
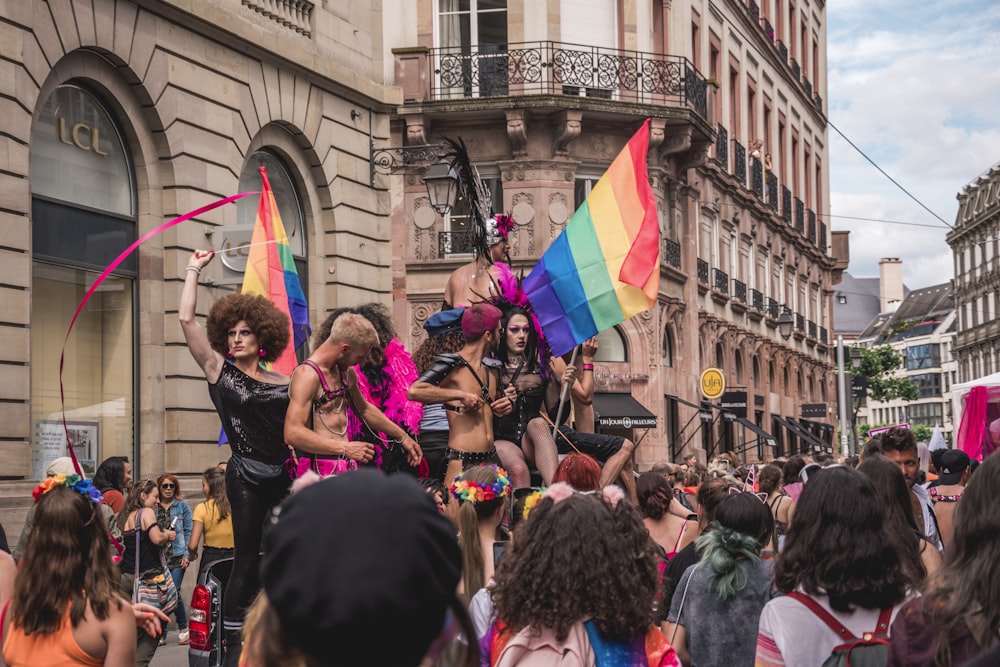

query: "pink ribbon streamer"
left=58, top=192, right=258, bottom=476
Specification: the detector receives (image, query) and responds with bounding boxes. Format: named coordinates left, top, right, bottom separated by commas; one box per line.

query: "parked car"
left=188, top=557, right=232, bottom=667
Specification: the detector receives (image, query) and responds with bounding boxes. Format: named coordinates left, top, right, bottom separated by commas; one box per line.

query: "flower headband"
left=521, top=489, right=543, bottom=519
left=450, top=465, right=511, bottom=503
left=33, top=473, right=104, bottom=505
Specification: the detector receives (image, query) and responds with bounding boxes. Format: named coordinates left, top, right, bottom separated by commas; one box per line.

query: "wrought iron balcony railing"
left=804, top=78, right=813, bottom=99
left=796, top=313, right=805, bottom=333
left=819, top=222, right=827, bottom=251
left=766, top=171, right=778, bottom=212
left=750, top=156, right=764, bottom=200
left=662, top=237, right=681, bottom=268
left=807, top=209, right=817, bottom=245
left=733, top=279, right=747, bottom=303
left=714, top=268, right=730, bottom=294
left=733, top=140, right=747, bottom=186
left=697, top=258, right=710, bottom=284
left=766, top=297, right=779, bottom=319
left=782, top=186, right=792, bottom=222
left=438, top=230, right=476, bottom=256
left=715, top=124, right=729, bottom=169
left=820, top=326, right=828, bottom=344
left=428, top=41, right=707, bottom=116
left=808, top=320, right=817, bottom=339
left=794, top=197, right=805, bottom=234
left=815, top=93, right=823, bottom=112
left=751, top=288, right=764, bottom=311
left=762, top=18, right=775, bottom=41
left=777, top=40, right=788, bottom=63
left=748, top=0, right=760, bottom=20
left=791, top=58, right=801, bottom=82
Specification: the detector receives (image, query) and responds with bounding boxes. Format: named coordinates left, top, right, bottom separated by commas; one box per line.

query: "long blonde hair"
left=452, top=465, right=509, bottom=599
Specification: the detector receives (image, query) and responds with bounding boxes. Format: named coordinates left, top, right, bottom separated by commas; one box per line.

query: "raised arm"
left=179, top=250, right=223, bottom=381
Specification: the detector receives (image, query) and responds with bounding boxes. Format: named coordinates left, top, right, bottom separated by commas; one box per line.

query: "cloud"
left=828, top=1, right=1000, bottom=286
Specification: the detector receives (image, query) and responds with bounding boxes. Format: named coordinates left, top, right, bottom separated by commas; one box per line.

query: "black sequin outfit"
left=494, top=366, right=545, bottom=444
left=208, top=362, right=290, bottom=465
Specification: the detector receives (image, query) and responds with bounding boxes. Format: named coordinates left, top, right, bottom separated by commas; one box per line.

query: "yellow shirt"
left=192, top=499, right=235, bottom=549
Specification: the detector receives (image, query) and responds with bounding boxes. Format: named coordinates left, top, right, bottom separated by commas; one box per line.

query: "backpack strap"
left=787, top=592, right=857, bottom=641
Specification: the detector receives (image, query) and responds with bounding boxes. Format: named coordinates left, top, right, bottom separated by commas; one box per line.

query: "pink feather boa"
left=347, top=338, right=423, bottom=450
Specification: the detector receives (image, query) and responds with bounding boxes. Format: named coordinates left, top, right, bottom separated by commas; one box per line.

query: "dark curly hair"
left=773, top=465, right=914, bottom=612
left=311, top=307, right=354, bottom=350
left=781, top=454, right=810, bottom=486
left=412, top=330, right=466, bottom=373
left=757, top=464, right=783, bottom=495
left=206, top=294, right=290, bottom=364
left=637, top=470, right=673, bottom=520
left=492, top=491, right=659, bottom=643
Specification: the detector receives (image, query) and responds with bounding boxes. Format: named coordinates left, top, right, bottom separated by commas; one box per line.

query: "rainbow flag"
left=241, top=166, right=310, bottom=375
left=524, top=119, right=659, bottom=357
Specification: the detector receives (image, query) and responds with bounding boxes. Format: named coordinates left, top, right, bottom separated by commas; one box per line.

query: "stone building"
left=948, top=162, right=1000, bottom=384
left=0, top=0, right=398, bottom=478
left=384, top=0, right=838, bottom=466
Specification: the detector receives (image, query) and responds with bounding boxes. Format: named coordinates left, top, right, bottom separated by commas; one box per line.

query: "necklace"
left=507, top=354, right=525, bottom=368
left=315, top=403, right=348, bottom=436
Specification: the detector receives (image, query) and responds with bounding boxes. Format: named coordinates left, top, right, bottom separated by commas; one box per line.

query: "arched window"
left=662, top=326, right=674, bottom=366
left=30, top=84, right=136, bottom=477
left=769, top=361, right=776, bottom=388
left=716, top=343, right=725, bottom=370
left=594, top=327, right=627, bottom=362
left=753, top=356, right=761, bottom=387
left=734, top=351, right=744, bottom=385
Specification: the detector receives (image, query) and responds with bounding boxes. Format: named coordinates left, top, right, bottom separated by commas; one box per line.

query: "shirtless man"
left=443, top=216, right=514, bottom=308
left=408, top=302, right=515, bottom=487
left=285, top=313, right=422, bottom=468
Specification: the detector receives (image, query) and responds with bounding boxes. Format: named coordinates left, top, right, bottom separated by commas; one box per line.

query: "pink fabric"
left=957, top=386, right=987, bottom=461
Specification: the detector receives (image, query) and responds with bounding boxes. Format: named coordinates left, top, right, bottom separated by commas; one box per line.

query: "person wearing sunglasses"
left=155, top=473, right=192, bottom=646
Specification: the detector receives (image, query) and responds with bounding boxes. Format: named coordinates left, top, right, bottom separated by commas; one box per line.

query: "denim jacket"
left=157, top=499, right=193, bottom=558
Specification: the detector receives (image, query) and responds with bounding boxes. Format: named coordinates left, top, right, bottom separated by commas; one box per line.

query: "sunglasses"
left=160, top=483, right=176, bottom=489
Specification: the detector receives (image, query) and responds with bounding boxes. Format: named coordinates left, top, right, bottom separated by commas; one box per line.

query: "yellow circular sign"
left=700, top=368, right=726, bottom=400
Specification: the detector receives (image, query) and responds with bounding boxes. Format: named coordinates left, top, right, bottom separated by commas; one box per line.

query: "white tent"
left=951, top=372, right=1000, bottom=459
left=951, top=372, right=1000, bottom=429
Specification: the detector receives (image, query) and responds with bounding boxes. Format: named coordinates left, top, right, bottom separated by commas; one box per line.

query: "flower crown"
left=521, top=489, right=543, bottom=518
left=450, top=465, right=511, bottom=503
left=33, top=473, right=104, bottom=506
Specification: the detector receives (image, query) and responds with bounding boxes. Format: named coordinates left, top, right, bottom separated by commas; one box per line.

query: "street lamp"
left=422, top=160, right=459, bottom=217
left=850, top=346, right=863, bottom=370
left=777, top=310, right=794, bottom=339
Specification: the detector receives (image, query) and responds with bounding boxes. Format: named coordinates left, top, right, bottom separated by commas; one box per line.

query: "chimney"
left=879, top=258, right=903, bottom=313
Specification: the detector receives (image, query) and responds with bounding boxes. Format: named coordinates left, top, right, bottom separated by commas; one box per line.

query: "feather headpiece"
left=443, top=136, right=495, bottom=261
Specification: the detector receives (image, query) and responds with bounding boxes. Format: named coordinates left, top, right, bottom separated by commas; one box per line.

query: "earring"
left=226, top=350, right=233, bottom=359
left=259, top=349, right=267, bottom=357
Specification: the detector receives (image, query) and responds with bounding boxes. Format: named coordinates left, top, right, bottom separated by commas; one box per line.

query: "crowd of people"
left=3, top=227, right=1000, bottom=667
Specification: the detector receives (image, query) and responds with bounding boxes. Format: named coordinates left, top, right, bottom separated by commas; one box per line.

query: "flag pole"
left=551, top=347, right=579, bottom=440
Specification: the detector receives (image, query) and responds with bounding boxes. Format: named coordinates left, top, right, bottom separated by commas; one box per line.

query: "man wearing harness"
left=408, top=302, right=516, bottom=488
left=285, top=313, right=422, bottom=468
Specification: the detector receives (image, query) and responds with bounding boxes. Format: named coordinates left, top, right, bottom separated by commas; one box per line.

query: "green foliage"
left=852, top=345, right=919, bottom=426
left=856, top=422, right=932, bottom=443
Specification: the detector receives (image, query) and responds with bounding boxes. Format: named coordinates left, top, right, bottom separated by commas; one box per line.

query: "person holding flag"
left=178, top=167, right=310, bottom=665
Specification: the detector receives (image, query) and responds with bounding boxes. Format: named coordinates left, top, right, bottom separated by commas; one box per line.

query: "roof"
left=832, top=272, right=907, bottom=335
left=856, top=282, right=954, bottom=343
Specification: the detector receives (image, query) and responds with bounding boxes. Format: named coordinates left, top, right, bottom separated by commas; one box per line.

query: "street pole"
left=836, top=335, right=850, bottom=459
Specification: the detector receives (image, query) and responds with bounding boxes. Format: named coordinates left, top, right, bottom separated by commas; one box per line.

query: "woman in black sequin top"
left=179, top=249, right=292, bottom=663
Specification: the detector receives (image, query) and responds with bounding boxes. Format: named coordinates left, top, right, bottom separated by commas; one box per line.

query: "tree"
left=852, top=344, right=920, bottom=425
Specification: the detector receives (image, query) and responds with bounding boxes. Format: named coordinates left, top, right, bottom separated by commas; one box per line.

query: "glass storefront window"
left=30, top=263, right=134, bottom=478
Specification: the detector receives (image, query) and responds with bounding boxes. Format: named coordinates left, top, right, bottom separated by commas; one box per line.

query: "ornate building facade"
left=384, top=0, right=837, bottom=466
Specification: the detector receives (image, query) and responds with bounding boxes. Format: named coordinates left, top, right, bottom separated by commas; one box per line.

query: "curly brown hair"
left=311, top=307, right=353, bottom=351
left=412, top=330, right=466, bottom=373
left=313, top=304, right=398, bottom=368
left=206, top=294, right=290, bottom=364
left=491, top=491, right=659, bottom=643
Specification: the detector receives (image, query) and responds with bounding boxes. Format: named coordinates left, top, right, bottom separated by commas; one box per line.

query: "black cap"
left=261, top=470, right=461, bottom=666
left=424, top=308, right=465, bottom=336
left=937, top=449, right=970, bottom=485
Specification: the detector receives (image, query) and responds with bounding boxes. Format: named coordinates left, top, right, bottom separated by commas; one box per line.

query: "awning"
left=735, top=417, right=778, bottom=449
left=593, top=392, right=658, bottom=429
left=774, top=415, right=826, bottom=450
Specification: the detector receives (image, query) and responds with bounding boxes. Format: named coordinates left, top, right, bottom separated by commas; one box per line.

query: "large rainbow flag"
left=524, top=119, right=659, bottom=357
left=241, top=166, right=310, bottom=375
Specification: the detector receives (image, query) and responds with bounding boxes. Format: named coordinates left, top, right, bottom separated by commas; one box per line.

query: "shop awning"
left=735, top=417, right=778, bottom=449
left=593, top=392, right=658, bottom=429
left=774, top=415, right=826, bottom=451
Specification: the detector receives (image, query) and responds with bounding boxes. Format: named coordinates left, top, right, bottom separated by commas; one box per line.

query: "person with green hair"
left=665, top=492, right=774, bottom=666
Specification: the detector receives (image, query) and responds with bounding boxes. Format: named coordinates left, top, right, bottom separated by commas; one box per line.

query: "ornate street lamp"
left=777, top=310, right=794, bottom=339
left=422, top=160, right=459, bottom=217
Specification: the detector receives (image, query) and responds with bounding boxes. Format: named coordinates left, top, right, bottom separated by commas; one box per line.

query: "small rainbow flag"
left=524, top=119, right=659, bottom=357
left=241, top=166, right=310, bottom=375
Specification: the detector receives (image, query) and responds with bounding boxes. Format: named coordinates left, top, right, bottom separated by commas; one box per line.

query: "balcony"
left=422, top=41, right=707, bottom=116
left=733, top=279, right=747, bottom=303
left=819, top=326, right=828, bottom=344
left=733, top=140, right=747, bottom=187
left=748, top=0, right=760, bottom=20
left=662, top=237, right=681, bottom=269
left=697, top=258, right=710, bottom=284
left=815, top=93, right=823, bottom=112
left=791, top=58, right=801, bottom=82
left=777, top=40, right=788, bottom=63
left=713, top=268, right=730, bottom=294
left=438, top=230, right=475, bottom=256
left=762, top=18, right=775, bottom=41
left=751, top=288, right=764, bottom=311
left=715, top=124, right=729, bottom=169
left=781, top=186, right=792, bottom=222
left=766, top=171, right=778, bottom=212
left=807, top=209, right=817, bottom=245
left=766, top=297, right=779, bottom=319
left=794, top=197, right=805, bottom=235
left=795, top=313, right=805, bottom=333
left=804, top=78, right=813, bottom=99
left=819, top=222, right=827, bottom=252
left=750, top=156, right=764, bottom=200
left=808, top=320, right=817, bottom=339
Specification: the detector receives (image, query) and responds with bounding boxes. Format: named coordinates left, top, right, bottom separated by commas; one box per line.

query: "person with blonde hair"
left=450, top=464, right=511, bottom=600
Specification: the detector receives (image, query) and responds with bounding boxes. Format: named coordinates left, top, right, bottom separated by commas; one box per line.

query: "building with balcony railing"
left=385, top=0, right=835, bottom=464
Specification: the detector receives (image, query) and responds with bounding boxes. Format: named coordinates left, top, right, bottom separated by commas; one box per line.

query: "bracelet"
left=582, top=364, right=594, bottom=371
left=185, top=266, right=201, bottom=275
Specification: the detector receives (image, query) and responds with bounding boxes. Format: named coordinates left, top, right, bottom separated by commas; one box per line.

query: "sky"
left=827, top=0, right=1000, bottom=289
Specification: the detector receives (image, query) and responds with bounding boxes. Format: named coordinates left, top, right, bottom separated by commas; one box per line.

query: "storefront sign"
left=720, top=390, right=748, bottom=419
left=700, top=367, right=726, bottom=400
